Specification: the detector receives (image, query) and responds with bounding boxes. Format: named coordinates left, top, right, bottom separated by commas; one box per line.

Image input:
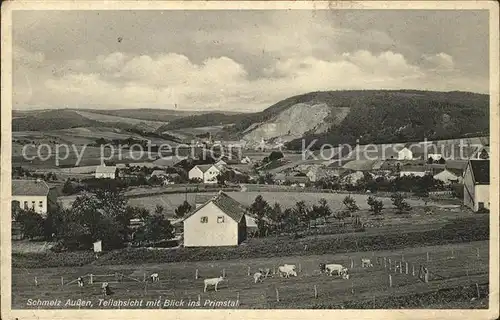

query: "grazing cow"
left=340, top=268, right=350, bottom=279
left=322, top=264, right=347, bottom=276
left=284, top=264, right=296, bottom=271
left=253, top=272, right=264, bottom=283
left=150, top=273, right=159, bottom=282
left=361, top=258, right=373, bottom=268
left=77, top=276, right=84, bottom=287
left=204, top=277, right=224, bottom=292
left=258, top=268, right=271, bottom=278
left=278, top=265, right=297, bottom=278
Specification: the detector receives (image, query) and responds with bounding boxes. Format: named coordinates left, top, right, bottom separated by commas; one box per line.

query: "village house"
left=398, top=147, right=413, bottom=160
left=306, top=167, right=343, bottom=182
left=183, top=191, right=247, bottom=247
left=432, top=168, right=463, bottom=184
left=463, top=160, right=490, bottom=212
left=163, top=173, right=181, bottom=185
left=240, top=156, right=252, bottom=164
left=150, top=170, right=167, bottom=178
left=399, top=166, right=429, bottom=178
left=215, top=159, right=227, bottom=169
left=12, top=179, right=50, bottom=215
left=95, top=163, right=117, bottom=179
left=188, top=164, right=221, bottom=184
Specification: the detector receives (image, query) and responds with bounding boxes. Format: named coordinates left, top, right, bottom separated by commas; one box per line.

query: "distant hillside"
left=217, top=90, right=489, bottom=149
left=12, top=110, right=105, bottom=131
left=86, top=108, right=243, bottom=123
left=156, top=112, right=247, bottom=131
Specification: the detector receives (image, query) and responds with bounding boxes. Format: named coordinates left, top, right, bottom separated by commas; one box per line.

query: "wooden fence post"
left=351, top=281, right=354, bottom=294
left=276, top=288, right=280, bottom=302
left=405, top=262, right=409, bottom=274
left=61, top=276, right=64, bottom=286
left=222, top=268, right=226, bottom=277
left=143, top=272, right=146, bottom=282
left=198, top=294, right=201, bottom=304
left=304, top=244, right=308, bottom=251
left=384, top=257, right=387, bottom=268
left=144, top=281, right=148, bottom=294
left=424, top=269, right=429, bottom=283
left=314, top=285, right=318, bottom=298
left=247, top=266, right=250, bottom=276
left=350, top=258, right=354, bottom=269
left=475, top=283, right=480, bottom=299
left=34, top=277, right=38, bottom=286
left=476, top=248, right=480, bottom=259
left=389, top=275, right=392, bottom=287
left=237, top=292, right=240, bottom=301
left=412, top=264, right=415, bottom=276
left=195, top=269, right=199, bottom=280
left=299, top=263, right=302, bottom=273
left=399, top=261, right=402, bottom=274
left=90, top=274, right=93, bottom=284
left=388, top=259, right=391, bottom=271
left=426, top=252, right=430, bottom=262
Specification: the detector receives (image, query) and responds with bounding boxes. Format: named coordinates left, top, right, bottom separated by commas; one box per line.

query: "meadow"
left=11, top=240, right=489, bottom=309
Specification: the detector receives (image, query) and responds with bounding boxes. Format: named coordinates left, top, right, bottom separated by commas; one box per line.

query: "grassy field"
left=11, top=240, right=489, bottom=309
left=74, top=111, right=168, bottom=131
left=122, top=191, right=459, bottom=217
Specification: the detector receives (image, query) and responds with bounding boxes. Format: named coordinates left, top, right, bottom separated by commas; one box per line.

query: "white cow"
left=253, top=272, right=264, bottom=283
left=150, top=273, right=159, bottom=282
left=361, top=258, right=373, bottom=268
left=204, top=277, right=224, bottom=292
left=324, top=264, right=347, bottom=276
left=278, top=265, right=297, bottom=278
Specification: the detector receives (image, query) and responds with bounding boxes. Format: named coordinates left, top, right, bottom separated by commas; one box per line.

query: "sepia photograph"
left=1, top=1, right=498, bottom=318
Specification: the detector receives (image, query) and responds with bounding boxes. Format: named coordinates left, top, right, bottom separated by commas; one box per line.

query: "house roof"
left=12, top=179, right=50, bottom=196
left=285, top=176, right=309, bottom=183
left=96, top=165, right=117, bottom=174
left=185, top=191, right=246, bottom=223
left=469, top=160, right=489, bottom=185
left=401, top=166, right=428, bottom=172
left=194, top=164, right=218, bottom=173
left=151, top=170, right=166, bottom=176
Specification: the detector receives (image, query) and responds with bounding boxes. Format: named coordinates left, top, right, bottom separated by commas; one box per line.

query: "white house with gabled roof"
left=183, top=191, right=247, bottom=247
left=188, top=164, right=221, bottom=183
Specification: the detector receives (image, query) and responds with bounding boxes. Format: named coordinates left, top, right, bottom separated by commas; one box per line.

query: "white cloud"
left=13, top=47, right=487, bottom=111
left=421, top=52, right=455, bottom=70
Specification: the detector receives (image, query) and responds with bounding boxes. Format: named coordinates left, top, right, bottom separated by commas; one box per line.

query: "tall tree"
left=175, top=201, right=192, bottom=219
left=391, top=193, right=412, bottom=214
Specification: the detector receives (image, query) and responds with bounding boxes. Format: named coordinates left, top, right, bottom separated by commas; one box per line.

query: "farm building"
left=215, top=160, right=227, bottom=169
left=306, top=167, right=342, bottom=182
left=433, top=169, right=463, bottom=184
left=12, top=179, right=50, bottom=215
left=427, top=153, right=443, bottom=162
left=398, top=147, right=413, bottom=160
left=341, top=171, right=372, bottom=185
left=150, top=170, right=167, bottom=178
left=240, top=156, right=252, bottom=164
left=399, top=166, right=429, bottom=178
left=95, top=164, right=117, bottom=179
left=188, top=164, right=221, bottom=184
left=284, top=176, right=309, bottom=187
left=163, top=173, right=181, bottom=185
left=183, top=191, right=247, bottom=247
left=463, top=160, right=490, bottom=212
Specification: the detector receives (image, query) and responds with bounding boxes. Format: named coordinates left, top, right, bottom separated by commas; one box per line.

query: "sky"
left=12, top=9, right=489, bottom=112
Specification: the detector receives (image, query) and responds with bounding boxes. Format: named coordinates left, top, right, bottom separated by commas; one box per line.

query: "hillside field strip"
left=124, top=191, right=448, bottom=216
left=12, top=241, right=488, bottom=309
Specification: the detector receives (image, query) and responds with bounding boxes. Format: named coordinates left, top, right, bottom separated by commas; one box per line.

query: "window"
left=24, top=201, right=28, bottom=209
left=217, top=216, right=225, bottom=223
left=478, top=202, right=485, bottom=210
left=32, top=201, right=36, bottom=209
left=200, top=216, right=208, bottom=223
left=39, top=201, right=43, bottom=208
